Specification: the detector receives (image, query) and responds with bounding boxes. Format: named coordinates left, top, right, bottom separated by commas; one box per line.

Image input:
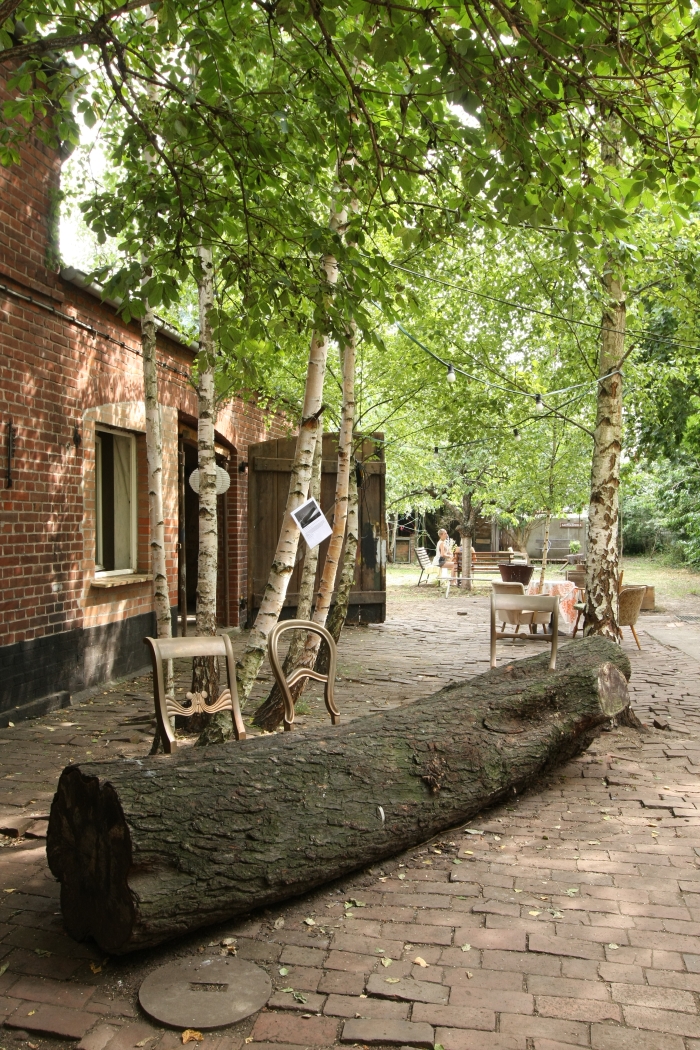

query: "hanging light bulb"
left=513, top=428, right=521, bottom=441
left=446, top=363, right=456, bottom=383
left=535, top=393, right=544, bottom=412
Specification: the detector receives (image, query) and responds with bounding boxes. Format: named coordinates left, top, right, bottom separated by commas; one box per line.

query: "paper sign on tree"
left=291, top=497, right=332, bottom=548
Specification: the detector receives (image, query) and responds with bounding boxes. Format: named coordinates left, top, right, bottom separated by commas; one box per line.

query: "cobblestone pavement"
left=1, top=585, right=700, bottom=1050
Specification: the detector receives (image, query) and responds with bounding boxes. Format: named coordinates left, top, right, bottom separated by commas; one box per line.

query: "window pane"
left=113, top=435, right=132, bottom=570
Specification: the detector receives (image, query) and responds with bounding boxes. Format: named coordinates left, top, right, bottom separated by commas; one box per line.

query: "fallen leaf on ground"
left=514, top=889, right=522, bottom=894
left=466, top=972, right=473, bottom=979
left=460, top=944, right=471, bottom=952
left=608, top=943, right=619, bottom=950
left=529, top=911, right=541, bottom=917
left=278, top=967, right=289, bottom=976
left=588, top=840, right=600, bottom=845
left=293, top=992, right=307, bottom=1004
left=414, top=957, right=428, bottom=967
left=28, top=1043, right=38, bottom=1048
left=3, top=889, right=15, bottom=893
left=385, top=978, right=400, bottom=984
left=566, top=888, right=579, bottom=896
left=135, top=1039, right=152, bottom=1046
left=27, top=1011, right=36, bottom=1017
left=304, top=918, right=316, bottom=926
left=0, top=963, right=8, bottom=977
left=90, top=962, right=102, bottom=974
left=274, top=917, right=285, bottom=929
left=280, top=987, right=294, bottom=993
left=244, top=1039, right=253, bottom=1044
left=462, top=851, right=473, bottom=856
left=381, top=958, right=392, bottom=967
left=182, top=1031, right=203, bottom=1044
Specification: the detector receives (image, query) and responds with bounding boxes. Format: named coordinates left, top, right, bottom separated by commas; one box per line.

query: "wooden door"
left=247, top=433, right=386, bottom=626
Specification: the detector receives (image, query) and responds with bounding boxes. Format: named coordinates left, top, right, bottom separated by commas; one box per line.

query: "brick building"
left=0, top=100, right=286, bottom=723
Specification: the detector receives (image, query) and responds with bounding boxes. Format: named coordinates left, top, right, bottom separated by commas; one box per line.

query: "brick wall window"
left=95, top=428, right=137, bottom=576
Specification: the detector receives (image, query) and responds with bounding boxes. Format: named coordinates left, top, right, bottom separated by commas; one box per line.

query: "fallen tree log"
left=47, top=638, right=631, bottom=955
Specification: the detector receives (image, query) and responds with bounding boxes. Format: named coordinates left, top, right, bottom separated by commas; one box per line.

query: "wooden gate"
left=247, top=433, right=386, bottom=626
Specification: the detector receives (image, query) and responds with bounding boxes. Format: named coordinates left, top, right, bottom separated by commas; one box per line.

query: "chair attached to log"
left=490, top=591, right=560, bottom=670
left=618, top=585, right=646, bottom=650
left=268, top=620, right=340, bottom=732
left=144, top=635, right=246, bottom=753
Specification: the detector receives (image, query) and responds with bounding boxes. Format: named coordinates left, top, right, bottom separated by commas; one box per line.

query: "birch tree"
left=191, top=244, right=221, bottom=706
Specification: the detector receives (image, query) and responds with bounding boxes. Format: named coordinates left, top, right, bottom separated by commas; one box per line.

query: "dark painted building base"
left=0, top=608, right=178, bottom=718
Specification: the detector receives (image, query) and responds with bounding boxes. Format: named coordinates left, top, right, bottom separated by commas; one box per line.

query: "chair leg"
left=572, top=610, right=582, bottom=638
left=630, top=624, right=642, bottom=650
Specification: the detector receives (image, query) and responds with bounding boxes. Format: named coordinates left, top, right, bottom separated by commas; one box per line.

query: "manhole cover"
left=139, top=956, right=271, bottom=1029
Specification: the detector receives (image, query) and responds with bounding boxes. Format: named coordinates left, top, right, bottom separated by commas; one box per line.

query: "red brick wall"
left=0, top=78, right=287, bottom=708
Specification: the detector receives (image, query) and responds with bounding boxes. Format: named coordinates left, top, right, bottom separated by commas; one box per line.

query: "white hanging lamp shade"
left=189, top=465, right=231, bottom=496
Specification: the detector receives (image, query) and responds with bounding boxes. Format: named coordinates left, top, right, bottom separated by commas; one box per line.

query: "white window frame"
left=95, top=426, right=138, bottom=577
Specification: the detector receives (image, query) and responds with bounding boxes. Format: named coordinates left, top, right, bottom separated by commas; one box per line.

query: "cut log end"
left=47, top=637, right=632, bottom=955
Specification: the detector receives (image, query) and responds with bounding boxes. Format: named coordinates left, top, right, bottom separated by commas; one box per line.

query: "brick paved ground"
left=1, top=581, right=700, bottom=1050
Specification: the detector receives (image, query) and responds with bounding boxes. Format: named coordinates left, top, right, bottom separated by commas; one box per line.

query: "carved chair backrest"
left=268, top=620, right=340, bottom=732
left=144, top=634, right=246, bottom=753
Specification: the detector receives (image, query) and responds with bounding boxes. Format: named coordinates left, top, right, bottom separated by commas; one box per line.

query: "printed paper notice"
left=291, top=497, right=332, bottom=549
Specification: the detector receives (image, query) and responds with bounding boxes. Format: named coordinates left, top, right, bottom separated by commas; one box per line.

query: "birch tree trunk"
left=141, top=272, right=173, bottom=695
left=251, top=426, right=324, bottom=729
left=316, top=460, right=359, bottom=674
left=252, top=331, right=355, bottom=730
left=584, top=119, right=624, bottom=641
left=583, top=268, right=624, bottom=640
left=233, top=333, right=328, bottom=708
left=539, top=513, right=551, bottom=589
left=191, top=245, right=220, bottom=710
left=142, top=298, right=172, bottom=641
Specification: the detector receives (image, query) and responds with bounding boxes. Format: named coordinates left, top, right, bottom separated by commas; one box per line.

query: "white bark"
left=325, top=456, right=358, bottom=644
left=539, top=513, right=551, bottom=589
left=584, top=265, right=624, bottom=640
left=236, top=331, right=329, bottom=704
left=192, top=245, right=220, bottom=705
left=141, top=269, right=172, bottom=701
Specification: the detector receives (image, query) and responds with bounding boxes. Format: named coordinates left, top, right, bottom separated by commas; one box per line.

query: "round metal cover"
left=139, top=956, right=271, bottom=1029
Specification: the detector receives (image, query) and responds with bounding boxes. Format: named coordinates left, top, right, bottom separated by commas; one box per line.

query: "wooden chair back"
left=415, top=547, right=432, bottom=569
left=268, top=620, right=340, bottom=732
left=490, top=593, right=560, bottom=671
left=144, top=634, right=246, bottom=754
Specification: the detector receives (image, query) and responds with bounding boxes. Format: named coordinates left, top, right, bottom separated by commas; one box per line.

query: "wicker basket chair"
left=618, top=585, right=646, bottom=650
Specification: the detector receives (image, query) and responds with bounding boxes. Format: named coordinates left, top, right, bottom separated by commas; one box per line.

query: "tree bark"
left=539, top=513, right=551, bottom=589
left=234, top=332, right=329, bottom=709
left=584, top=263, right=624, bottom=640
left=141, top=296, right=172, bottom=642
left=191, top=245, right=220, bottom=715
left=140, top=271, right=173, bottom=698
left=47, top=637, right=631, bottom=956
left=322, top=463, right=359, bottom=648
left=251, top=331, right=355, bottom=731
left=252, top=428, right=324, bottom=728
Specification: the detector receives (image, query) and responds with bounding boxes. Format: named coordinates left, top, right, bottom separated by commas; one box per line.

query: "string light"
left=535, top=393, right=544, bottom=412
left=446, top=363, right=456, bottom=384
left=513, top=428, right=521, bottom=441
